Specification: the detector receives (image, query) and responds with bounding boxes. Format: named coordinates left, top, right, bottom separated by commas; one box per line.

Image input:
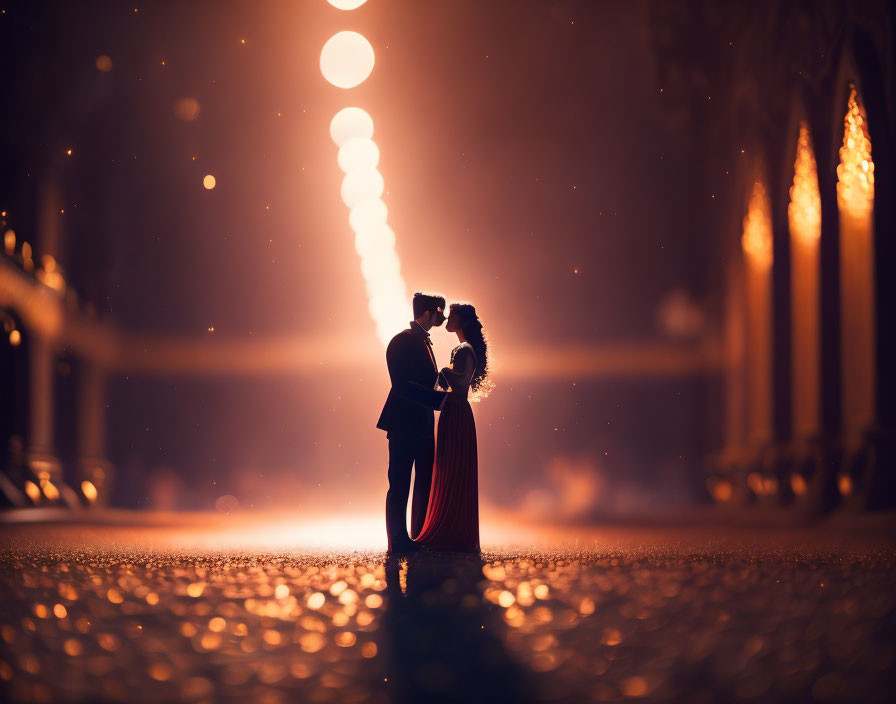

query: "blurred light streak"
left=322, top=18, right=408, bottom=345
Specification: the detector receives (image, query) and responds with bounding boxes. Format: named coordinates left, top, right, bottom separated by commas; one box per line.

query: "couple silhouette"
left=376, top=292, right=489, bottom=554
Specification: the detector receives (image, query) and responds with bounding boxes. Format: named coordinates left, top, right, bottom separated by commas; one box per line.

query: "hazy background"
left=0, top=0, right=723, bottom=518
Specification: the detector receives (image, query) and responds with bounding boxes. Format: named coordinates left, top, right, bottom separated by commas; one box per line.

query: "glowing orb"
left=320, top=31, right=375, bottom=89
left=348, top=198, right=388, bottom=232
left=364, top=274, right=406, bottom=300
left=330, top=107, right=374, bottom=147
left=338, top=137, right=380, bottom=173
left=341, top=169, right=384, bottom=208
left=203, top=174, right=216, bottom=190
left=95, top=55, right=112, bottom=72
left=174, top=97, right=200, bottom=121
left=354, top=225, right=396, bottom=258
left=361, top=249, right=401, bottom=281
left=326, top=0, right=368, bottom=9
left=369, top=293, right=408, bottom=326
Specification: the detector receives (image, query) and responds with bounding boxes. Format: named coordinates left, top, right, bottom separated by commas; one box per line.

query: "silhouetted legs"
left=386, top=433, right=434, bottom=549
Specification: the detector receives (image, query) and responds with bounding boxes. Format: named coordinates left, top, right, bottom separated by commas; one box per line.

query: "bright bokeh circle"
left=338, top=138, right=380, bottom=173
left=330, top=107, right=374, bottom=147
left=341, top=169, right=384, bottom=208
left=361, top=249, right=401, bottom=281
left=354, top=225, right=396, bottom=258
left=203, top=174, right=216, bottom=190
left=364, top=274, right=406, bottom=300
left=349, top=198, right=388, bottom=233
left=326, top=0, right=368, bottom=9
left=320, top=31, right=375, bottom=89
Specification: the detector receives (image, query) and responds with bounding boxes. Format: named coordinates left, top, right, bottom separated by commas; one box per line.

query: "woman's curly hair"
left=450, top=303, right=493, bottom=401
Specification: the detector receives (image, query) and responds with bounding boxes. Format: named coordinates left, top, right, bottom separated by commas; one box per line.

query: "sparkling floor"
left=0, top=516, right=894, bottom=703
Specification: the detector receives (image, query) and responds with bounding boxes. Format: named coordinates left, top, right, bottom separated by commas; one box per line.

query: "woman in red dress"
left=415, top=303, right=491, bottom=552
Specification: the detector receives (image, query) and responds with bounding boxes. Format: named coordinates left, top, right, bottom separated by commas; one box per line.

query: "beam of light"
left=741, top=180, right=773, bottom=270
left=837, top=86, right=874, bottom=220
left=320, top=31, right=375, bottom=89
left=322, top=16, right=408, bottom=346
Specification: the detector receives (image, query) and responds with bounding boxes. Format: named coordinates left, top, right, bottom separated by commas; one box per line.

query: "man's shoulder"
left=387, top=328, right=415, bottom=351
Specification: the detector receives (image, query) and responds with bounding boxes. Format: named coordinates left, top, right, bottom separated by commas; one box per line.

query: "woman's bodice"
left=442, top=343, right=477, bottom=398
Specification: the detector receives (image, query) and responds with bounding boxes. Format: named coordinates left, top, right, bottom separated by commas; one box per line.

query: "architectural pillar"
left=741, top=178, right=775, bottom=499
left=76, top=362, right=112, bottom=506
left=836, top=86, right=878, bottom=508
left=787, top=122, right=823, bottom=501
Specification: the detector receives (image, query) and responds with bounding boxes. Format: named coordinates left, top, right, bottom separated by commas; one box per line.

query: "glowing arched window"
left=788, top=123, right=821, bottom=243
left=742, top=181, right=773, bottom=270
left=837, top=86, right=874, bottom=220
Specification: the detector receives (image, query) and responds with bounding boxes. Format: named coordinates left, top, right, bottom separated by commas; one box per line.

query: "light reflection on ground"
left=0, top=514, right=894, bottom=703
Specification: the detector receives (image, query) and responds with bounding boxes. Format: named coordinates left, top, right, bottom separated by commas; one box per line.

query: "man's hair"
left=412, top=292, right=446, bottom=318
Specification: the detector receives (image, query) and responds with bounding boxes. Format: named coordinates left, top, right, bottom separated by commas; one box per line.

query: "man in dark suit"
left=377, top=292, right=449, bottom=553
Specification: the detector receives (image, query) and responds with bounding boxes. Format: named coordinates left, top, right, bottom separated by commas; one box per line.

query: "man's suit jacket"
left=376, top=324, right=447, bottom=438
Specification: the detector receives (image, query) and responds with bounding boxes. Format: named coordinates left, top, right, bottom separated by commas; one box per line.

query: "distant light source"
left=337, top=137, right=380, bottom=173
left=348, top=198, right=388, bottom=233
left=9, top=329, right=21, bottom=347
left=3, top=229, right=14, bottom=255
left=174, top=97, right=201, bottom=121
left=326, top=0, right=368, bottom=9
left=95, top=55, right=112, bottom=72
left=788, top=123, right=821, bottom=243
left=203, top=175, right=216, bottom=190
left=741, top=181, right=773, bottom=269
left=340, top=169, right=384, bottom=208
left=837, top=86, right=874, bottom=220
left=320, top=31, right=375, bottom=89
left=330, top=107, right=374, bottom=147
left=81, top=480, right=98, bottom=503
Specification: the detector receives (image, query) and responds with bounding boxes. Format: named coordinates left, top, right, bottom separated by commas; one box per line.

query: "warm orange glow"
left=837, top=86, right=874, bottom=220
left=742, top=181, right=773, bottom=269
left=95, top=55, right=112, bottom=72
left=24, top=481, right=40, bottom=503
left=40, top=479, right=60, bottom=501
left=706, top=477, right=733, bottom=502
left=174, top=97, right=200, bottom=121
left=337, top=137, right=379, bottom=173
left=8, top=329, right=21, bottom=346
left=320, top=31, right=375, bottom=89
left=329, top=107, right=374, bottom=147
left=790, top=474, right=807, bottom=496
left=203, top=175, right=216, bottom=190
left=81, top=480, right=98, bottom=503
left=788, top=123, right=821, bottom=243
left=3, top=229, right=13, bottom=255
left=327, top=0, right=368, bottom=9
left=837, top=473, right=853, bottom=496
